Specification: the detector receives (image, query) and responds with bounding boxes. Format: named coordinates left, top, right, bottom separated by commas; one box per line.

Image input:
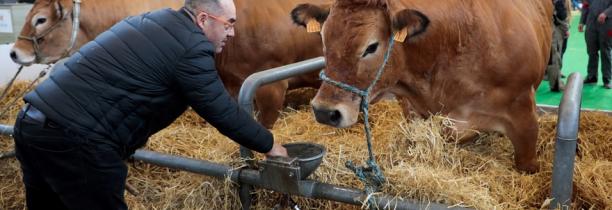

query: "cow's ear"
left=291, top=3, right=331, bottom=33
left=391, top=9, right=430, bottom=42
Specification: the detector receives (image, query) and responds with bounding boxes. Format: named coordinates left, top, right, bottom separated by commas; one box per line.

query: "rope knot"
left=345, top=160, right=386, bottom=192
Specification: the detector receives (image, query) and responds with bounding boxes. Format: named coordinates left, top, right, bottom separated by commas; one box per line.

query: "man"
left=547, top=0, right=569, bottom=92
left=12, top=0, right=288, bottom=209
left=579, top=0, right=612, bottom=89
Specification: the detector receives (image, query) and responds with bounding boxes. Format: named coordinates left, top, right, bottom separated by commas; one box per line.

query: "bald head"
left=185, top=0, right=222, bottom=15
left=185, top=0, right=236, bottom=20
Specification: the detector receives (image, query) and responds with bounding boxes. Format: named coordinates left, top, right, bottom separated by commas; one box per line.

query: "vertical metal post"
left=236, top=57, right=325, bottom=210
left=0, top=125, right=15, bottom=159
left=0, top=150, right=15, bottom=159
left=238, top=146, right=254, bottom=210
left=550, top=73, right=583, bottom=209
left=237, top=91, right=256, bottom=210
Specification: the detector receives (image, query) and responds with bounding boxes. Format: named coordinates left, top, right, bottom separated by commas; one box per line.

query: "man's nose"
left=228, top=27, right=235, bottom=37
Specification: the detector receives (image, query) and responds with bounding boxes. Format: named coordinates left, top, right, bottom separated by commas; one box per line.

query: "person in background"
left=579, top=0, right=612, bottom=89
left=562, top=0, right=573, bottom=58
left=547, top=0, right=569, bottom=92
left=572, top=0, right=581, bottom=10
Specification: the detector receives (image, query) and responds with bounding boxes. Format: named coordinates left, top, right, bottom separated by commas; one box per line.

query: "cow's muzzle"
left=9, top=48, right=35, bottom=65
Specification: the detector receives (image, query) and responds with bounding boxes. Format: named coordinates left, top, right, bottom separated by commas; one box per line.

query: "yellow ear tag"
left=306, top=19, right=321, bottom=33
left=393, top=28, right=408, bottom=42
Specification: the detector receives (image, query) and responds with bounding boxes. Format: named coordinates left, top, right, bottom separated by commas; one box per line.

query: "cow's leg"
left=254, top=81, right=289, bottom=129
left=504, top=92, right=539, bottom=173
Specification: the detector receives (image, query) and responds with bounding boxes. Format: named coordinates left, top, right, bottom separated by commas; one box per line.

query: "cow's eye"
left=362, top=42, right=378, bottom=57
left=35, top=17, right=47, bottom=26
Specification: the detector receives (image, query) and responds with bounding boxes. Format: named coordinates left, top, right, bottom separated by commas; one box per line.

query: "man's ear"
left=391, top=9, right=430, bottom=42
left=291, top=3, right=331, bottom=33
left=196, top=11, right=214, bottom=29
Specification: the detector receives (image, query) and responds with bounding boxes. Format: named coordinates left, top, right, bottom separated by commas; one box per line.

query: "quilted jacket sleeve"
left=175, top=41, right=274, bottom=153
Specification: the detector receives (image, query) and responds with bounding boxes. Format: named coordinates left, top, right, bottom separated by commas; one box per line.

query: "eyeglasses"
left=200, top=11, right=235, bottom=31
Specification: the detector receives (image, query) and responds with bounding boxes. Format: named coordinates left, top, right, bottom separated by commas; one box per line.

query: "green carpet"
left=535, top=13, right=611, bottom=111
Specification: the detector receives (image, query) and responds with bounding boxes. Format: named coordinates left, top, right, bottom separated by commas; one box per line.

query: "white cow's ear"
left=391, top=9, right=430, bottom=42
left=290, top=3, right=331, bottom=33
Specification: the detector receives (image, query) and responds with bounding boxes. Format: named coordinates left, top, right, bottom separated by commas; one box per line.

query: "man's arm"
left=175, top=42, right=274, bottom=153
left=582, top=0, right=590, bottom=24
left=604, top=1, right=612, bottom=17
left=580, top=0, right=590, bottom=31
left=560, top=19, right=571, bottom=38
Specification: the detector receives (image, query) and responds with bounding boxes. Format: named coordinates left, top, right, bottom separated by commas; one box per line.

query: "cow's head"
left=292, top=0, right=430, bottom=128
left=10, top=0, right=85, bottom=65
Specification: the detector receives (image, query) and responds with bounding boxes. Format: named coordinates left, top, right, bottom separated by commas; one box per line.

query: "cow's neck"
left=390, top=29, right=469, bottom=114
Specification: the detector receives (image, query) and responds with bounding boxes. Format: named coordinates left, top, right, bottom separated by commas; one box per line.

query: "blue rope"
left=319, top=35, right=396, bottom=209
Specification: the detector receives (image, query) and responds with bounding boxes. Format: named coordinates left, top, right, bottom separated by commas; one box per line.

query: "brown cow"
left=292, top=0, right=553, bottom=173
left=10, top=0, right=329, bottom=128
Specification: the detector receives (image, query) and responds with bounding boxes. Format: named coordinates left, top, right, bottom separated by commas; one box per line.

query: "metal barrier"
left=550, top=72, right=583, bottom=209
left=237, top=56, right=325, bottom=113
left=133, top=150, right=470, bottom=210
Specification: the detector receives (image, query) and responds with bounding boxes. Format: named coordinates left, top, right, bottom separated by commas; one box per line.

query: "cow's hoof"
left=516, top=161, right=540, bottom=174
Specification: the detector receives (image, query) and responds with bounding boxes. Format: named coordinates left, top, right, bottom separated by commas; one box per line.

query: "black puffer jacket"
left=24, top=8, right=273, bottom=155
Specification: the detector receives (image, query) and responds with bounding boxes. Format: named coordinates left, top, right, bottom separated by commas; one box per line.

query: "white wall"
left=0, top=43, right=52, bottom=88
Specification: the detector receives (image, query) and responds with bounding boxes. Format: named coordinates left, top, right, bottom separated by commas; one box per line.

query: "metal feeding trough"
left=259, top=142, right=326, bottom=195
left=284, top=142, right=326, bottom=178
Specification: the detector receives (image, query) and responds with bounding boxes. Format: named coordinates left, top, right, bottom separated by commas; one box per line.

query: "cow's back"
left=77, top=0, right=184, bottom=46
left=397, top=0, right=552, bottom=93
left=385, top=0, right=553, bottom=117
left=471, top=0, right=553, bottom=87
left=512, top=0, right=554, bottom=76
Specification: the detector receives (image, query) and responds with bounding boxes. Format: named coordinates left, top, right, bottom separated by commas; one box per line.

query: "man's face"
left=196, top=0, right=236, bottom=53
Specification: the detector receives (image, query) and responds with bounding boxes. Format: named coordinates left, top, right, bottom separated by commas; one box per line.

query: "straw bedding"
left=1, top=84, right=610, bottom=210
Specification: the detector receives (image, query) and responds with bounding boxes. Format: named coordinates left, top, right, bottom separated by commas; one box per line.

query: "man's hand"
left=566, top=30, right=570, bottom=38
left=579, top=24, right=584, bottom=32
left=598, top=13, right=607, bottom=24
left=265, top=143, right=288, bottom=158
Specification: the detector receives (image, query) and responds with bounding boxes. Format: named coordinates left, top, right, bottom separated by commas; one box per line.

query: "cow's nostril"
left=329, top=110, right=341, bottom=125
left=10, top=51, right=17, bottom=60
